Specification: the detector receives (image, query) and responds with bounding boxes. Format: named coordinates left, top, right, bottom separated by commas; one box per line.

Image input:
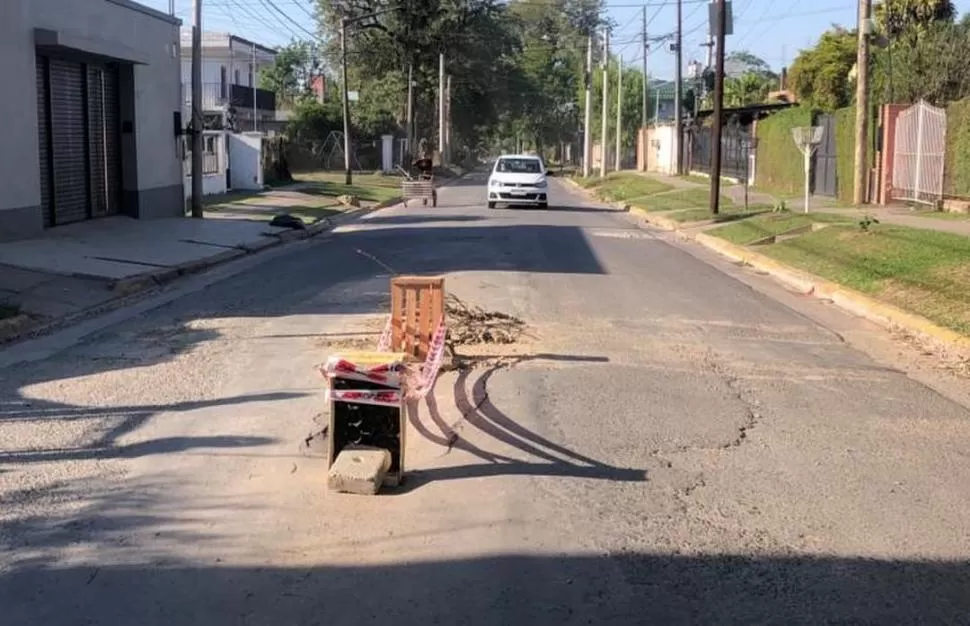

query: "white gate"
left=892, top=100, right=947, bottom=205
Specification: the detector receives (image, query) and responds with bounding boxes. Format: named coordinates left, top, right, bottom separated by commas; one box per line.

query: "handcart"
left=401, top=158, right=437, bottom=207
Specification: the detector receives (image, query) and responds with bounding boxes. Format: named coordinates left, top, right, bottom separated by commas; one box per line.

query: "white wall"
left=228, top=133, right=263, bottom=190
left=0, top=0, right=43, bottom=239
left=0, top=0, right=184, bottom=239
left=652, top=125, right=677, bottom=175
left=183, top=130, right=228, bottom=199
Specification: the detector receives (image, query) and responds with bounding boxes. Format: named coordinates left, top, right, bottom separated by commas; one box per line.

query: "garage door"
left=87, top=65, right=121, bottom=217
left=49, top=59, right=89, bottom=225
left=35, top=56, right=122, bottom=227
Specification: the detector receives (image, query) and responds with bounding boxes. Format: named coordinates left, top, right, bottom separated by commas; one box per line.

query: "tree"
left=260, top=41, right=322, bottom=106
left=788, top=27, right=858, bottom=110
left=725, top=50, right=774, bottom=80
left=874, top=0, right=955, bottom=38
left=724, top=72, right=773, bottom=107
left=871, top=19, right=970, bottom=104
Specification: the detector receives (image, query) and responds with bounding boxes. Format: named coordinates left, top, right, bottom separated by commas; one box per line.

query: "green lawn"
left=709, top=211, right=852, bottom=245
left=759, top=223, right=970, bottom=335
left=631, top=188, right=717, bottom=212
left=294, top=171, right=402, bottom=204
left=666, top=204, right=774, bottom=223
left=592, top=173, right=673, bottom=202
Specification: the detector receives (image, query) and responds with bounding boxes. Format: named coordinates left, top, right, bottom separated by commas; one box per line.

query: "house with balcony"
left=179, top=30, right=277, bottom=132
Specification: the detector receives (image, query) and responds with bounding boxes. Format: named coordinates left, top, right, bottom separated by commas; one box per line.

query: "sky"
left=147, top=0, right=970, bottom=78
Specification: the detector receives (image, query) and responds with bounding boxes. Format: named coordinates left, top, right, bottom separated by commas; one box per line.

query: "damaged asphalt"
left=2, top=171, right=970, bottom=624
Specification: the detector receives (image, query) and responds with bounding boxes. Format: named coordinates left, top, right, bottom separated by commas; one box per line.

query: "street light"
left=340, top=7, right=398, bottom=185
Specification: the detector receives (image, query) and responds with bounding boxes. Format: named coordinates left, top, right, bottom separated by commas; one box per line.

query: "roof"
left=496, top=154, right=542, bottom=160
left=178, top=29, right=277, bottom=57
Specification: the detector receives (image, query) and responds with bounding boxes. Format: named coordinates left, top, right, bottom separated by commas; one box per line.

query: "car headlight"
left=536, top=179, right=548, bottom=188
left=488, top=179, right=500, bottom=188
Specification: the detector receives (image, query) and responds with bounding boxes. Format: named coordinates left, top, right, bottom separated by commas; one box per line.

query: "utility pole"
left=583, top=34, right=593, bottom=177
left=600, top=27, right=609, bottom=178
left=641, top=6, right=648, bottom=128
left=853, top=0, right=872, bottom=205
left=438, top=53, right=446, bottom=160
left=674, top=0, right=683, bottom=175
left=709, top=0, right=726, bottom=215
left=615, top=62, right=623, bottom=171
left=169, top=0, right=175, bottom=15
left=445, top=74, right=452, bottom=166
left=190, top=0, right=203, bottom=218
left=340, top=17, right=352, bottom=184
left=252, top=42, right=257, bottom=132
left=406, top=63, right=414, bottom=166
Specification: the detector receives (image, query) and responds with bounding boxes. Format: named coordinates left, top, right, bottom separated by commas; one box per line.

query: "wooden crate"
left=390, top=276, right=445, bottom=359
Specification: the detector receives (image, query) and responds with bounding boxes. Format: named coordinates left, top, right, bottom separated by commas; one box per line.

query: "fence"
left=689, top=125, right=751, bottom=181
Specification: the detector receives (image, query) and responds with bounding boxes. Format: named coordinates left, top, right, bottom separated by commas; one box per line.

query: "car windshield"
left=496, top=158, right=542, bottom=174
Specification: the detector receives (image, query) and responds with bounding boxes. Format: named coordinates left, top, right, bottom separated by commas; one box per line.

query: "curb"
left=571, top=176, right=970, bottom=352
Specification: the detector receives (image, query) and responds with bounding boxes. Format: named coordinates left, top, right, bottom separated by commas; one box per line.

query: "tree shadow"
left=2, top=553, right=969, bottom=624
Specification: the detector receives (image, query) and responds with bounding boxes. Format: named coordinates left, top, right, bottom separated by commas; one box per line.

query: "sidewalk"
left=0, top=181, right=401, bottom=341
left=823, top=206, right=970, bottom=237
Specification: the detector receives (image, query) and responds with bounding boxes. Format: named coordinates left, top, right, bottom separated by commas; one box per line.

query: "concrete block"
left=327, top=446, right=391, bottom=495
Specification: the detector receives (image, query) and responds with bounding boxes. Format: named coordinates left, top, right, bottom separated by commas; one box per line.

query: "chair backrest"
left=390, top=276, right=445, bottom=359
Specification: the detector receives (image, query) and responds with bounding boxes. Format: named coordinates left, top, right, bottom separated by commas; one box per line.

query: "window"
left=496, top=158, right=542, bottom=174
left=234, top=69, right=241, bottom=85
left=219, top=66, right=227, bottom=98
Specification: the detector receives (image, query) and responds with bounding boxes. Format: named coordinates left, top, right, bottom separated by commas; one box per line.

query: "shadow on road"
left=405, top=355, right=644, bottom=490
left=3, top=553, right=969, bottom=624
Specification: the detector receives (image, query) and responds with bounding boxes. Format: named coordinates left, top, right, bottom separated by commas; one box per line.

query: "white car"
left=486, top=154, right=553, bottom=209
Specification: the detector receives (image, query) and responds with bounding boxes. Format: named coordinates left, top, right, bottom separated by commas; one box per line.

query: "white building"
left=0, top=0, right=184, bottom=241
left=179, top=30, right=278, bottom=132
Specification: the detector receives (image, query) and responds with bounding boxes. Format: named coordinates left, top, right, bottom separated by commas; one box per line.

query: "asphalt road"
left=3, top=172, right=970, bottom=625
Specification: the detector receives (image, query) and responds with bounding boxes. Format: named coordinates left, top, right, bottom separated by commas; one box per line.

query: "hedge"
left=834, top=106, right=856, bottom=204
left=754, top=107, right=813, bottom=195
left=944, top=98, right=970, bottom=198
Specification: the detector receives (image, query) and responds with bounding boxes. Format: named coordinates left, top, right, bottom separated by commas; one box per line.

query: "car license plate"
left=510, top=189, right=527, bottom=196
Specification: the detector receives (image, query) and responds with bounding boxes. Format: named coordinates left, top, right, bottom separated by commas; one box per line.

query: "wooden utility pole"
left=709, top=0, right=726, bottom=215
left=674, top=0, right=683, bottom=174
left=641, top=6, right=648, bottom=128
left=190, top=0, right=203, bottom=218
left=583, top=34, right=593, bottom=177
left=445, top=74, right=452, bottom=165
left=616, top=62, right=623, bottom=171
left=406, top=63, right=414, bottom=164
left=853, top=0, right=872, bottom=205
left=600, top=27, right=609, bottom=178
left=340, top=17, right=352, bottom=184
left=438, top=53, right=446, bottom=159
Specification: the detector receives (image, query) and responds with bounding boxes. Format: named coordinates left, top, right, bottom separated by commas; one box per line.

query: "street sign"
left=348, top=90, right=359, bottom=102
left=709, top=1, right=734, bottom=37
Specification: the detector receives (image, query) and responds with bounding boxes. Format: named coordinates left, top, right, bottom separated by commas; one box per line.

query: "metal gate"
left=36, top=56, right=122, bottom=227
left=812, top=113, right=838, bottom=197
left=892, top=100, right=947, bottom=205
left=689, top=125, right=750, bottom=180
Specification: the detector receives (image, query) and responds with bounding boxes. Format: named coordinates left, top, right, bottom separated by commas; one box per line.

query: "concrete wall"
left=229, top=133, right=264, bottom=190
left=183, top=131, right=228, bottom=200
left=0, top=0, right=183, bottom=241
left=0, top=0, right=45, bottom=241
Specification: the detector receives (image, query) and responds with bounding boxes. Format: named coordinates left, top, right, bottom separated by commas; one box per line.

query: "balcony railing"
left=182, top=82, right=276, bottom=113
